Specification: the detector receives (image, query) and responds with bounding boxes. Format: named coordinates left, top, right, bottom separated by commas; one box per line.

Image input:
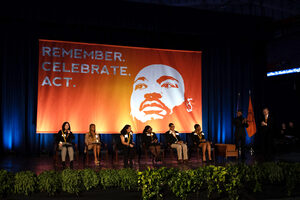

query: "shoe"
left=177, top=160, right=183, bottom=164
left=70, top=161, right=73, bottom=169
left=183, top=160, right=188, bottom=163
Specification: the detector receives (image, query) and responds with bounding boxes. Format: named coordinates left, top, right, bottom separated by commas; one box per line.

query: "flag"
left=246, top=94, right=256, bottom=137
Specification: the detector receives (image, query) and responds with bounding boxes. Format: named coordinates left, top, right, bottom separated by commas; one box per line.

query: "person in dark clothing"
left=165, top=123, right=188, bottom=163
left=287, top=122, right=297, bottom=137
left=260, top=108, right=274, bottom=160
left=233, top=110, right=249, bottom=160
left=192, top=124, right=212, bottom=162
left=142, top=125, right=161, bottom=162
left=120, top=124, right=135, bottom=168
left=55, top=122, right=75, bottom=169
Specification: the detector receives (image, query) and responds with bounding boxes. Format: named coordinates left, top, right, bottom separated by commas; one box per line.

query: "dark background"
left=1, top=1, right=299, bottom=154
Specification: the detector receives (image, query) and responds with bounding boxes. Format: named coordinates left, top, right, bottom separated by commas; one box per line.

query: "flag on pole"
left=246, top=92, right=256, bottom=137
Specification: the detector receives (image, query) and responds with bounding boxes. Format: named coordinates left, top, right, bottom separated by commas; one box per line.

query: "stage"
left=1, top=150, right=300, bottom=174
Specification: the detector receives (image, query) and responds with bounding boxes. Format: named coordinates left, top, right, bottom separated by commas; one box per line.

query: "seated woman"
left=192, top=124, right=212, bottom=162
left=165, top=123, right=188, bottom=163
left=56, top=122, right=75, bottom=169
left=85, top=124, right=101, bottom=165
left=142, top=125, right=161, bottom=163
left=120, top=124, right=135, bottom=168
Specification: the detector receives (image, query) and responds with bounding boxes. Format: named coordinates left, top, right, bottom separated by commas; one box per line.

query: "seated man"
left=165, top=123, right=188, bottom=163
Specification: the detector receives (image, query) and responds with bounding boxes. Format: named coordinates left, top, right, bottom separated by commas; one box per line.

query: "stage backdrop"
left=37, top=40, right=202, bottom=133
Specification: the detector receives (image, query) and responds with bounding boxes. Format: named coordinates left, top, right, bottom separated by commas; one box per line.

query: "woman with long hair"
left=56, top=122, right=75, bottom=169
left=120, top=124, right=135, bottom=168
left=85, top=124, right=101, bottom=165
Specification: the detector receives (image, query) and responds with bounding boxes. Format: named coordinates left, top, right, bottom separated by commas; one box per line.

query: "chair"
left=53, top=142, right=79, bottom=166
left=187, top=133, right=215, bottom=162
left=194, top=143, right=216, bottom=161
left=84, top=141, right=109, bottom=165
left=112, top=134, right=122, bottom=162
left=141, top=142, right=165, bottom=163
left=215, top=144, right=238, bottom=160
left=161, top=133, right=177, bottom=160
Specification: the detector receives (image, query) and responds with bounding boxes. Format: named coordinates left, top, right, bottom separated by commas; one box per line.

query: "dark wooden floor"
left=1, top=149, right=300, bottom=174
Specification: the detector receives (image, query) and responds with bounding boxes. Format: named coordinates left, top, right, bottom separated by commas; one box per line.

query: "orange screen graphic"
left=37, top=40, right=202, bottom=133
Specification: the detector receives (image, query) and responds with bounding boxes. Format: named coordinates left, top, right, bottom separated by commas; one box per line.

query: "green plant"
left=0, top=169, right=14, bottom=197
left=14, top=171, right=37, bottom=195
left=61, top=169, right=83, bottom=195
left=224, top=164, right=242, bottom=200
left=138, top=167, right=177, bottom=200
left=98, top=169, right=121, bottom=189
left=117, top=168, right=138, bottom=191
left=279, top=162, right=300, bottom=196
left=262, top=162, right=284, bottom=183
left=203, top=165, right=228, bottom=198
left=80, top=168, right=99, bottom=191
left=168, top=169, right=199, bottom=200
left=38, top=170, right=61, bottom=196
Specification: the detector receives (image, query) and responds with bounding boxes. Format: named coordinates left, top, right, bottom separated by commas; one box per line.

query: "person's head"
left=169, top=123, right=175, bottom=131
left=288, top=121, right=294, bottom=128
left=130, top=64, right=185, bottom=123
left=62, top=122, right=70, bottom=131
left=89, top=124, right=96, bottom=133
left=263, top=108, right=269, bottom=116
left=194, top=124, right=201, bottom=131
left=237, top=110, right=243, bottom=117
left=143, top=125, right=152, bottom=134
left=121, top=124, right=131, bottom=135
left=281, top=123, right=286, bottom=129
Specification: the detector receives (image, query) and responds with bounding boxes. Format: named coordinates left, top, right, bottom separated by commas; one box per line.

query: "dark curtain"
left=0, top=2, right=268, bottom=154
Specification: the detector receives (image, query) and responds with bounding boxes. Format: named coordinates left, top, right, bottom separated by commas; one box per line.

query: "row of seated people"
left=54, top=122, right=212, bottom=168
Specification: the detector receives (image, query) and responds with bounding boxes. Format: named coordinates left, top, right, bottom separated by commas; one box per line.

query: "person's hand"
left=129, top=144, right=134, bottom=148
left=261, top=121, right=267, bottom=126
left=242, top=119, right=247, bottom=123
left=67, top=130, right=70, bottom=133
left=178, top=141, right=183, bottom=144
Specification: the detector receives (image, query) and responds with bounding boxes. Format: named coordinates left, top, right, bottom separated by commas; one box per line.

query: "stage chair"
left=161, top=134, right=176, bottom=160
left=84, top=141, right=109, bottom=165
left=194, top=143, right=216, bottom=162
left=53, top=142, right=79, bottom=166
left=215, top=144, right=238, bottom=160
left=141, top=142, right=165, bottom=164
left=112, top=134, right=122, bottom=162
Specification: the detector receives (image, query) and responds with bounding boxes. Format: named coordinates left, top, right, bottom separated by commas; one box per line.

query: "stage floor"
left=1, top=150, right=300, bottom=174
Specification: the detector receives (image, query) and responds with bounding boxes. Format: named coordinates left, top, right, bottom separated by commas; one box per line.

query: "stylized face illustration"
left=130, top=64, right=185, bottom=123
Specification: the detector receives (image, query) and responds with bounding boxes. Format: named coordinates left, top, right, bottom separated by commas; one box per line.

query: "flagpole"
left=236, top=92, right=241, bottom=117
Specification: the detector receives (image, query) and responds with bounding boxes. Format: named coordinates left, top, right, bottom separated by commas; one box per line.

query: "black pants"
left=123, top=147, right=134, bottom=167
left=235, top=134, right=246, bottom=160
left=261, top=131, right=273, bottom=160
